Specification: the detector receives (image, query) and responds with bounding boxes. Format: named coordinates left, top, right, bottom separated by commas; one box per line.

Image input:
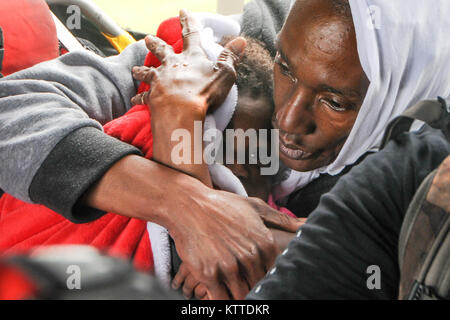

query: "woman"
left=272, top=0, right=450, bottom=217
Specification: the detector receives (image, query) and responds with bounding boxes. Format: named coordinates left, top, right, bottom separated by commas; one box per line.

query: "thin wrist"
left=150, top=96, right=207, bottom=122
left=82, top=154, right=212, bottom=228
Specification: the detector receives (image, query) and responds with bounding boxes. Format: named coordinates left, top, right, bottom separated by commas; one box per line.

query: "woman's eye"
left=322, top=98, right=347, bottom=112
left=275, top=52, right=296, bottom=83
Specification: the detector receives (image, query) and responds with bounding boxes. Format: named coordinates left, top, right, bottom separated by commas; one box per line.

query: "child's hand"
left=172, top=263, right=211, bottom=300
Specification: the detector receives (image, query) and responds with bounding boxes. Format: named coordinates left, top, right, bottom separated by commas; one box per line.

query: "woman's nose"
left=275, top=87, right=316, bottom=135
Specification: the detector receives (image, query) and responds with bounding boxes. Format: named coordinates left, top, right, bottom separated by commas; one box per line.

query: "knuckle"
left=249, top=196, right=265, bottom=206
left=262, top=233, right=277, bottom=252
left=216, top=61, right=236, bottom=77
left=248, top=197, right=266, bottom=212
left=248, top=243, right=259, bottom=256
left=202, top=264, right=219, bottom=282
left=221, top=260, right=239, bottom=275
left=236, top=251, right=251, bottom=266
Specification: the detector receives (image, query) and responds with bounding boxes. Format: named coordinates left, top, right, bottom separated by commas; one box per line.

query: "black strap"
left=381, top=98, right=450, bottom=148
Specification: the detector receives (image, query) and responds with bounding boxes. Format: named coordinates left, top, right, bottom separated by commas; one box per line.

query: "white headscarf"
left=275, top=0, right=450, bottom=199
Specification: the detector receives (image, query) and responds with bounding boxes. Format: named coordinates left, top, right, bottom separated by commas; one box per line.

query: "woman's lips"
left=279, top=139, right=313, bottom=161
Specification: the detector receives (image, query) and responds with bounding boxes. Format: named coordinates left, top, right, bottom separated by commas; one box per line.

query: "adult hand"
left=166, top=190, right=303, bottom=300
left=131, top=9, right=246, bottom=118
left=85, top=155, right=303, bottom=300
left=173, top=220, right=307, bottom=300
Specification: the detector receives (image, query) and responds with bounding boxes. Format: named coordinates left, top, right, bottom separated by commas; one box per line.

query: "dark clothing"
left=247, top=126, right=450, bottom=299
left=286, top=153, right=373, bottom=218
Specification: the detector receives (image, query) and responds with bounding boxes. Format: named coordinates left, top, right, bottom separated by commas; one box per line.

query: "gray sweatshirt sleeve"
left=241, top=0, right=293, bottom=56
left=0, top=40, right=148, bottom=222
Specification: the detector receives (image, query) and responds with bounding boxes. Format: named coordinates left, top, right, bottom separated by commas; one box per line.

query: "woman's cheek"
left=315, top=106, right=358, bottom=138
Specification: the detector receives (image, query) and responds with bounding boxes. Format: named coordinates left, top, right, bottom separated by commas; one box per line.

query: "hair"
left=293, top=0, right=352, bottom=22
left=330, top=0, right=352, bottom=21
left=220, top=36, right=274, bottom=102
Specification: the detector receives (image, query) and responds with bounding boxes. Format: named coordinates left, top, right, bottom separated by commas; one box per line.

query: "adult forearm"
left=151, top=105, right=212, bottom=187
left=81, top=154, right=211, bottom=227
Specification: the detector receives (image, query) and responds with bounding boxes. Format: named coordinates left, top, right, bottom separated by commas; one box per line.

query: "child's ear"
left=228, top=163, right=249, bottom=180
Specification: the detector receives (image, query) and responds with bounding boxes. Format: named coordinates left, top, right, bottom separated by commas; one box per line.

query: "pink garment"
left=267, top=194, right=296, bottom=218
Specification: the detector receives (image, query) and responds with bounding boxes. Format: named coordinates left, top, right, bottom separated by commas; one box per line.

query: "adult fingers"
left=233, top=242, right=266, bottom=289
left=201, top=38, right=247, bottom=111
left=217, top=37, right=246, bottom=70
left=144, top=35, right=174, bottom=63
left=179, top=8, right=202, bottom=52
left=210, top=37, right=247, bottom=92
left=219, top=259, right=250, bottom=300
left=250, top=198, right=304, bottom=232
left=132, top=66, right=158, bottom=84
left=206, top=281, right=232, bottom=300
left=131, top=91, right=150, bottom=106
left=182, top=273, right=200, bottom=300
left=199, top=263, right=232, bottom=300
left=194, top=283, right=209, bottom=300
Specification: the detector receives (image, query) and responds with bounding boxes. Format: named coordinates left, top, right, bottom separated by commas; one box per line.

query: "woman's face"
left=273, top=0, right=369, bottom=172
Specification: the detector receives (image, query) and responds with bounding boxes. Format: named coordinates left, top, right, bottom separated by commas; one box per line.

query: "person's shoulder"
left=382, top=125, right=450, bottom=175
left=395, top=125, right=449, bottom=155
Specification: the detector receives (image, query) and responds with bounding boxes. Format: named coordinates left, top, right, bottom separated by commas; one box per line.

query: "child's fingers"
left=194, top=283, right=209, bottom=300
left=182, top=273, right=201, bottom=299
left=172, top=263, right=190, bottom=290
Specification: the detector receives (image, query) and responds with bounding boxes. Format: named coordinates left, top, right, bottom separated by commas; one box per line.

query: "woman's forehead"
left=277, top=2, right=364, bottom=93
left=282, top=4, right=355, bottom=56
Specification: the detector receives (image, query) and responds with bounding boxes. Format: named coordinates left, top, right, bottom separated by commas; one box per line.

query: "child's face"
left=224, top=92, right=274, bottom=201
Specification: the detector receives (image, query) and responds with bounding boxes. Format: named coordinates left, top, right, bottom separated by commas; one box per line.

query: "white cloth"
left=275, top=0, right=450, bottom=199
left=147, top=13, right=244, bottom=287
